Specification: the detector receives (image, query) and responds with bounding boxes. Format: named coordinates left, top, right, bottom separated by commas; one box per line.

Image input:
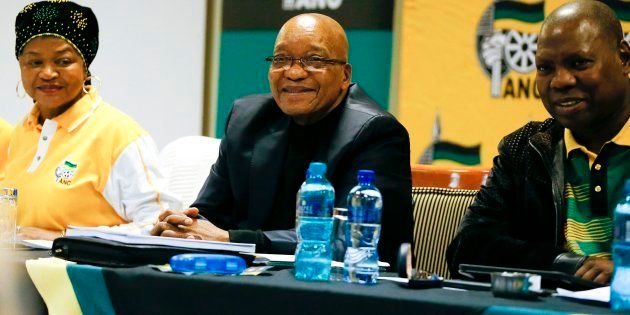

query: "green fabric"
left=67, top=264, right=115, bottom=315
left=564, top=144, right=630, bottom=257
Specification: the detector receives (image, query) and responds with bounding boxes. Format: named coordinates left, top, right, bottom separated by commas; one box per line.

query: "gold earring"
left=16, top=80, right=26, bottom=99
left=83, top=75, right=102, bottom=94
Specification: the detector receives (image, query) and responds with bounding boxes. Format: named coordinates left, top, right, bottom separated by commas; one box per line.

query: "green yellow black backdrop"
left=397, top=0, right=630, bottom=166
left=214, top=0, right=395, bottom=138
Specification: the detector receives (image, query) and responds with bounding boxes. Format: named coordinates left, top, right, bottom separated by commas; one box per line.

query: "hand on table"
left=150, top=208, right=229, bottom=242
left=17, top=226, right=63, bottom=241
left=575, top=256, right=613, bottom=284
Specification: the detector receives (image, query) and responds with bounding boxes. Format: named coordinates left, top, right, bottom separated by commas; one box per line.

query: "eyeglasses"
left=265, top=55, right=347, bottom=71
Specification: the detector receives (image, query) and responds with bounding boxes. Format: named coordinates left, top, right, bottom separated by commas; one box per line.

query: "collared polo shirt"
left=564, top=118, right=630, bottom=258
left=0, top=118, right=13, bottom=177
left=1, top=88, right=180, bottom=232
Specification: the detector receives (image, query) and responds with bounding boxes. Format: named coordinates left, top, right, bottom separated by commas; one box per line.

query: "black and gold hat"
left=15, top=0, right=99, bottom=71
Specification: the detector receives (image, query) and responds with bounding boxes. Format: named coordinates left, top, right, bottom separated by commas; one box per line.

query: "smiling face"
left=19, top=36, right=87, bottom=120
left=268, top=14, right=352, bottom=125
left=535, top=17, right=630, bottom=135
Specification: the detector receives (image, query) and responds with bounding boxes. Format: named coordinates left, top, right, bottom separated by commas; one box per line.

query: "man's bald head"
left=542, top=0, right=624, bottom=49
left=268, top=14, right=352, bottom=125
left=275, top=13, right=349, bottom=61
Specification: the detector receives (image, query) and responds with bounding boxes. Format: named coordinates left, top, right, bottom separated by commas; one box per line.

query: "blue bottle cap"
left=308, top=162, right=327, bottom=175
left=357, top=169, right=375, bottom=182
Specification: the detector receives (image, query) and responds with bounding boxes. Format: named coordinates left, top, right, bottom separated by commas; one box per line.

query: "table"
left=97, top=267, right=611, bottom=315
left=17, top=254, right=615, bottom=315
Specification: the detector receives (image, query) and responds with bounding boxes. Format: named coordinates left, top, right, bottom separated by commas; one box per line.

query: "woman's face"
left=19, top=36, right=87, bottom=119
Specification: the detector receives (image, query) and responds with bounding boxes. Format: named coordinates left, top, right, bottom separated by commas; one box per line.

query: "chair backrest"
left=410, top=164, right=489, bottom=279
left=411, top=164, right=490, bottom=190
left=160, top=136, right=222, bottom=208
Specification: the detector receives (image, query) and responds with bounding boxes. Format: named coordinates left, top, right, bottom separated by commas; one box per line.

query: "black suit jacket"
left=192, top=84, right=413, bottom=264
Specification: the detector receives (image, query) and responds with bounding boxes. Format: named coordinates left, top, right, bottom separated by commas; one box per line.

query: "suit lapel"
left=319, top=85, right=363, bottom=175
left=247, top=115, right=290, bottom=229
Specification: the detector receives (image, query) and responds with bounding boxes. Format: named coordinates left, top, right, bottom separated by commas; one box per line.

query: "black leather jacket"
left=447, top=119, right=586, bottom=277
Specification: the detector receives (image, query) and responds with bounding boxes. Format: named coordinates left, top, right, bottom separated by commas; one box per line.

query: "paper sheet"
left=20, top=239, right=53, bottom=249
left=554, top=286, right=610, bottom=303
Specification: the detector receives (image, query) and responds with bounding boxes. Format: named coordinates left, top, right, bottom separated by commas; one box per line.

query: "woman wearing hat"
left=2, top=1, right=181, bottom=240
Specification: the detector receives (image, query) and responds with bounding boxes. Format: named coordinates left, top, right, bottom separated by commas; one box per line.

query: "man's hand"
left=150, top=208, right=230, bottom=242
left=575, top=256, right=614, bottom=284
left=17, top=226, right=63, bottom=241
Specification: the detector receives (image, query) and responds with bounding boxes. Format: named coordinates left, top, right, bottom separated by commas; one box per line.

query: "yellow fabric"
left=25, top=257, right=82, bottom=315
left=0, top=118, right=13, bottom=178
left=1, top=88, right=148, bottom=231
left=565, top=117, right=630, bottom=167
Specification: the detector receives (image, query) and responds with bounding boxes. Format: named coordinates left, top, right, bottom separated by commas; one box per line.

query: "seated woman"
left=1, top=1, right=181, bottom=240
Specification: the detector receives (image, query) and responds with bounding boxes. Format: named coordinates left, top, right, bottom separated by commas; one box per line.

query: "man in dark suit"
left=151, top=13, right=412, bottom=264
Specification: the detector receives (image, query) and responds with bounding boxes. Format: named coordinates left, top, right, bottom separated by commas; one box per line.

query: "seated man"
left=151, top=13, right=413, bottom=264
left=447, top=0, right=630, bottom=284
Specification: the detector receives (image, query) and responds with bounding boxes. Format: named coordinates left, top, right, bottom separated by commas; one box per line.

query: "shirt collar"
left=564, top=116, right=630, bottom=157
left=24, top=87, right=100, bottom=132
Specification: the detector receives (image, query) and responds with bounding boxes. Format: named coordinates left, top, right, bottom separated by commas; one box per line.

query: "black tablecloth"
left=102, top=267, right=613, bottom=315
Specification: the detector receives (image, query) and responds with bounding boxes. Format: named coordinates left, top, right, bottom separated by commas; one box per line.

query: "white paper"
left=554, top=286, right=610, bottom=303
left=19, top=239, right=53, bottom=250
left=65, top=226, right=255, bottom=253
left=378, top=276, right=409, bottom=284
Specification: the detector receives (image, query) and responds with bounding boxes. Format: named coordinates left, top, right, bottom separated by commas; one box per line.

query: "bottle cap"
left=308, top=162, right=327, bottom=175
left=357, top=169, right=375, bottom=182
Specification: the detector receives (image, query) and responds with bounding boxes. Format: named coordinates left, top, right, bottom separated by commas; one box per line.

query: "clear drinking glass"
left=329, top=207, right=348, bottom=281
left=0, top=188, right=18, bottom=248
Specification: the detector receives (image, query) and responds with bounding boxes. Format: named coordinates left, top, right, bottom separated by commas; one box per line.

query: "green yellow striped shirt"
left=564, top=118, right=630, bottom=258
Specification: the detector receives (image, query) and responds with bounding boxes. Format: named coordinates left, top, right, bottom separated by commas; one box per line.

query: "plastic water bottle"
left=343, top=170, right=382, bottom=284
left=294, top=162, right=335, bottom=281
left=611, top=179, right=630, bottom=311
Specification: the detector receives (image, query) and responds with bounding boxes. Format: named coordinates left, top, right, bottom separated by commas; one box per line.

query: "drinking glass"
left=0, top=188, right=18, bottom=248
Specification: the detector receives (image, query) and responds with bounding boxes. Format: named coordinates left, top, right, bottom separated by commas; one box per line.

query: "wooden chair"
left=410, top=164, right=490, bottom=278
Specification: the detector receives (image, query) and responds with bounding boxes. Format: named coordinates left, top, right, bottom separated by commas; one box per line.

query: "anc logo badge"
left=476, top=0, right=544, bottom=99
left=477, top=0, right=630, bottom=99
left=55, top=160, right=78, bottom=185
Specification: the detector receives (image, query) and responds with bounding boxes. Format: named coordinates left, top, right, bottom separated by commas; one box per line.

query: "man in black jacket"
left=447, top=0, right=630, bottom=284
left=151, top=13, right=412, bottom=264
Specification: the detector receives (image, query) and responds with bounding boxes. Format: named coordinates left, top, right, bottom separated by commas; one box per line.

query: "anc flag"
left=494, top=0, right=544, bottom=23
left=419, top=114, right=482, bottom=166
left=432, top=142, right=482, bottom=166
